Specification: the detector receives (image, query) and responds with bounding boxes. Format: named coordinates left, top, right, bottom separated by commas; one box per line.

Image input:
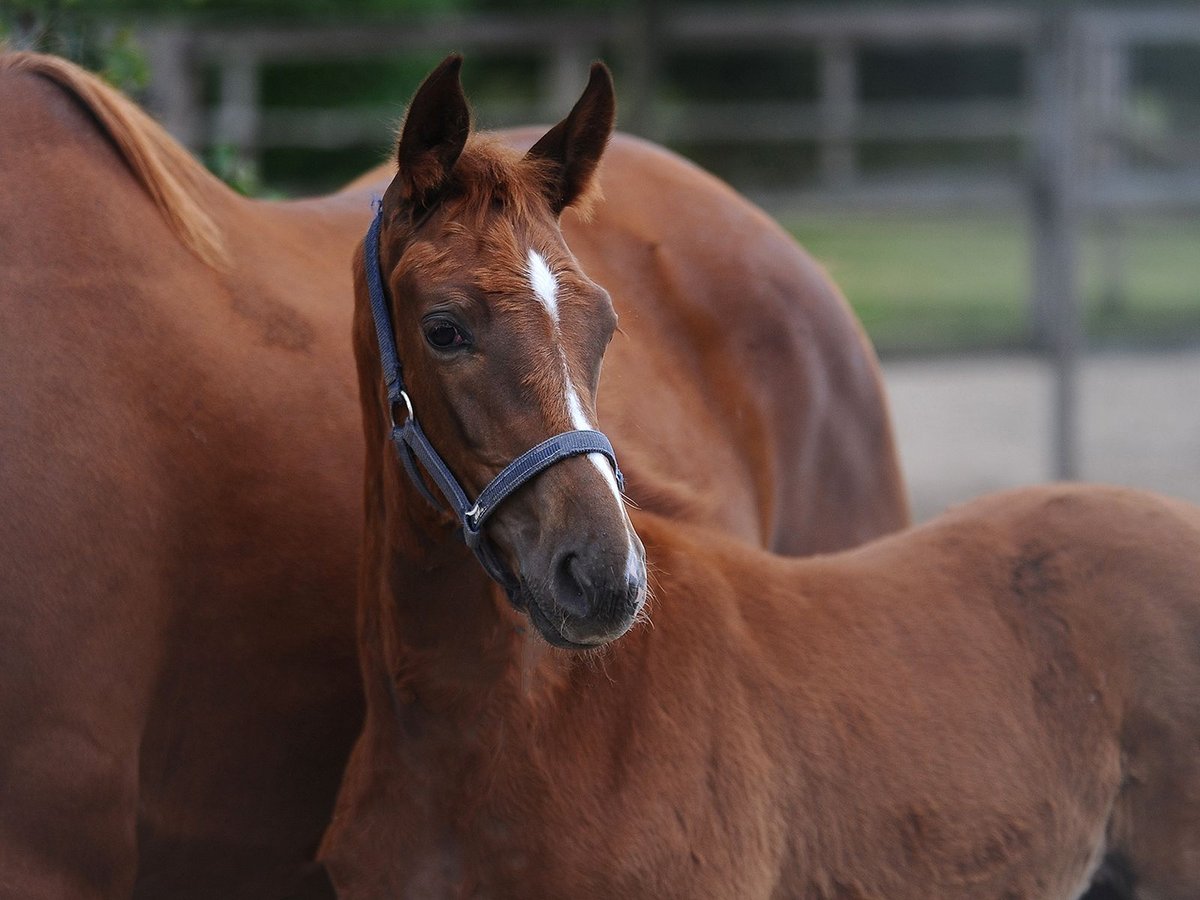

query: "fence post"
left=1090, top=27, right=1130, bottom=313
left=1029, top=11, right=1083, bottom=480
left=819, top=38, right=858, bottom=188
left=621, top=0, right=663, bottom=140
left=212, top=50, right=261, bottom=175
left=543, top=38, right=592, bottom=118
left=140, top=25, right=201, bottom=151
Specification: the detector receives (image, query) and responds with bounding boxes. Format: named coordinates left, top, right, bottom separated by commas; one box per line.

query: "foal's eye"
left=424, top=319, right=468, bottom=350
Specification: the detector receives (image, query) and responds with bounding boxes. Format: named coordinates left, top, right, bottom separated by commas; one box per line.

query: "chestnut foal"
left=321, top=59, right=1200, bottom=900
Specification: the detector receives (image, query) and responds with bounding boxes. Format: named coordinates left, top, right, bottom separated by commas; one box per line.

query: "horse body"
left=326, top=485, right=1200, bottom=899
left=0, top=58, right=367, bottom=897
left=1, top=52, right=906, bottom=896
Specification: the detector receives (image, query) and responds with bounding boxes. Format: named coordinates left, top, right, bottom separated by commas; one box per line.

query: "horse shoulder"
left=570, top=132, right=910, bottom=550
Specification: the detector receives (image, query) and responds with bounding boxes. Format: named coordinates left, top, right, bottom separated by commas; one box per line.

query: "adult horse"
left=320, top=57, right=1200, bottom=899
left=0, top=51, right=906, bottom=896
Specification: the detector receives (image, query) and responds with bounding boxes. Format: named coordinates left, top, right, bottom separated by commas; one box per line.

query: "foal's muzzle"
left=524, top=532, right=647, bottom=649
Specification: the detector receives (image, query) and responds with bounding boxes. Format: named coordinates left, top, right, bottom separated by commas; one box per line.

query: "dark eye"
left=424, top=319, right=468, bottom=350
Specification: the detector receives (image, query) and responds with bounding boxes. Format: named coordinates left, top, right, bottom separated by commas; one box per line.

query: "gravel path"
left=882, top=349, right=1200, bottom=522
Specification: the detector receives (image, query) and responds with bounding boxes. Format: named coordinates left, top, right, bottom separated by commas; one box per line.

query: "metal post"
left=1092, top=31, right=1129, bottom=313
left=1029, top=11, right=1083, bottom=480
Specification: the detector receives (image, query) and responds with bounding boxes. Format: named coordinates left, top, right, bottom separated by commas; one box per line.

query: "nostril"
left=551, top=552, right=591, bottom=619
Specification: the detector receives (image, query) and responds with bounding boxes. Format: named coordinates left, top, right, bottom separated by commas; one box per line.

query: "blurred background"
left=5, top=0, right=1198, bottom=519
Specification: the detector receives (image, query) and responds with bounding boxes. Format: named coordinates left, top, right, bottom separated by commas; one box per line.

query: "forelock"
left=438, top=134, right=556, bottom=223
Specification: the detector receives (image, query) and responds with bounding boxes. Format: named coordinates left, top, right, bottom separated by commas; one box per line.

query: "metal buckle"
left=390, top=390, right=414, bottom=430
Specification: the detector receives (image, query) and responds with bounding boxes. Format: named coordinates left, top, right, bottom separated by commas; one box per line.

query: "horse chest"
left=355, top=722, right=711, bottom=898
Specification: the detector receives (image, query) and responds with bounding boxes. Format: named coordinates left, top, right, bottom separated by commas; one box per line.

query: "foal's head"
left=361, top=56, right=646, bottom=649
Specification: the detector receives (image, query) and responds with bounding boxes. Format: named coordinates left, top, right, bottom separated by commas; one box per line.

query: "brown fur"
left=326, top=486, right=1200, bottom=899
left=1, top=52, right=907, bottom=896
left=0, top=52, right=226, bottom=266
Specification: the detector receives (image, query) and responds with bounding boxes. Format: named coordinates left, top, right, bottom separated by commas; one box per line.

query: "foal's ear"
left=525, top=62, right=615, bottom=215
left=395, top=54, right=471, bottom=211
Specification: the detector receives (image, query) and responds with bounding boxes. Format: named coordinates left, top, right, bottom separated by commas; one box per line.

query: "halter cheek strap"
left=363, top=205, right=625, bottom=602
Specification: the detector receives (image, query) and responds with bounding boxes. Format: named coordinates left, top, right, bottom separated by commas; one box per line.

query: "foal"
left=320, top=57, right=1200, bottom=898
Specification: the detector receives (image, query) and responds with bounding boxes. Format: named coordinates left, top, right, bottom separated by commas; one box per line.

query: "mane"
left=0, top=50, right=227, bottom=267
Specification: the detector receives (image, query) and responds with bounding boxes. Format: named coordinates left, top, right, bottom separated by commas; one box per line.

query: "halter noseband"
left=364, top=204, right=625, bottom=603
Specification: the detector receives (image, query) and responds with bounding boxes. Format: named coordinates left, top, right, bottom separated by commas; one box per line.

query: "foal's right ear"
left=394, top=54, right=471, bottom=212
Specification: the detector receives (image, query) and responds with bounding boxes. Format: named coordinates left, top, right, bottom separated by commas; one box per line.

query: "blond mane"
left=1, top=50, right=227, bottom=267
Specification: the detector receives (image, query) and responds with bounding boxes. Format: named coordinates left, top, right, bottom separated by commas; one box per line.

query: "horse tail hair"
left=0, top=50, right=228, bottom=268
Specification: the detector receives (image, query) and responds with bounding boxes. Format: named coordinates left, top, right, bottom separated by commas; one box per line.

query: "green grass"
left=781, top=212, right=1200, bottom=355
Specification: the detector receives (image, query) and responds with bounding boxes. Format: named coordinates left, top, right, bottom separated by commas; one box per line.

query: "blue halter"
left=363, top=205, right=625, bottom=600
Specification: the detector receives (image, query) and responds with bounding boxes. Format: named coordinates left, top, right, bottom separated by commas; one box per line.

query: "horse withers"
left=0, top=51, right=906, bottom=897
left=320, top=55, right=1200, bottom=900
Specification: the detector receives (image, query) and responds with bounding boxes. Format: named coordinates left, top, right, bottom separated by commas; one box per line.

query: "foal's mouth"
left=526, top=592, right=614, bottom=650
left=523, top=578, right=647, bottom=651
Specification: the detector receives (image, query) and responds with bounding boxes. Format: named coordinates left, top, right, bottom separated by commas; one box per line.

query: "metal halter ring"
left=390, top=390, right=414, bottom=430
left=464, top=501, right=483, bottom=533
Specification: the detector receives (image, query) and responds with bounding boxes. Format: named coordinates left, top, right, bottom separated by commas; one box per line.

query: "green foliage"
left=1, top=2, right=148, bottom=92
left=205, top=143, right=289, bottom=197
left=97, top=25, right=149, bottom=90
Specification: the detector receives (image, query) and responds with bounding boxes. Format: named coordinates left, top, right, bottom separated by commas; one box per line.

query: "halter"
left=364, top=204, right=625, bottom=602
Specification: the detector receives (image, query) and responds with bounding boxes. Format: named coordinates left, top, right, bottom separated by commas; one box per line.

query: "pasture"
left=784, top=210, right=1200, bottom=354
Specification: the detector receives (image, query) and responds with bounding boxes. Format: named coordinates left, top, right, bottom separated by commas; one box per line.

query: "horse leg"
left=1120, top=784, right=1200, bottom=898
left=1078, top=496, right=1200, bottom=900
left=0, top=724, right=141, bottom=898
left=1077, top=853, right=1135, bottom=900
left=1095, top=717, right=1200, bottom=900
left=0, top=539, right=159, bottom=897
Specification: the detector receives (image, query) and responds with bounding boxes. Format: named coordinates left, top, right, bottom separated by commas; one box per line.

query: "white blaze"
left=528, top=249, right=559, bottom=324
left=527, top=250, right=626, bottom=507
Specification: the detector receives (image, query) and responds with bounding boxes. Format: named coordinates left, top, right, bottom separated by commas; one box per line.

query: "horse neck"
left=357, top=441, right=568, bottom=731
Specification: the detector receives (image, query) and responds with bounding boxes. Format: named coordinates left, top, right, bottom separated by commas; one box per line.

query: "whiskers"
left=636, top=557, right=663, bottom=633
left=574, top=640, right=618, bottom=682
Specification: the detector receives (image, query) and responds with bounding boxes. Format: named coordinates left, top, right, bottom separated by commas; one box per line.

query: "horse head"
left=358, top=55, right=646, bottom=650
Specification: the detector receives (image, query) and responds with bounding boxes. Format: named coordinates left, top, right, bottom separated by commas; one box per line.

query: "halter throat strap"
left=363, top=205, right=625, bottom=600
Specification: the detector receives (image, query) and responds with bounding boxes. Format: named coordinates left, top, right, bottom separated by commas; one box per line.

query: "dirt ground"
left=881, top=349, right=1200, bottom=522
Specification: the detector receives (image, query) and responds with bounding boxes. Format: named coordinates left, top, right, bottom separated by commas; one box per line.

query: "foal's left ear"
left=525, top=62, right=615, bottom=215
